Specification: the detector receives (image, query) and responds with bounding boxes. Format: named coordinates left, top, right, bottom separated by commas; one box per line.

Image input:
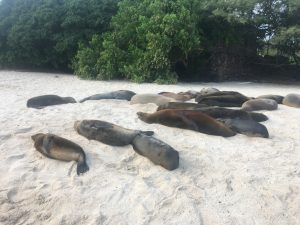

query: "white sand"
left=0, top=71, right=299, bottom=225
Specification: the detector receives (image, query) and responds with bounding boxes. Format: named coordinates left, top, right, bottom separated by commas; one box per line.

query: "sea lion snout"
left=31, top=133, right=44, bottom=141
left=137, top=112, right=147, bottom=121
left=74, top=121, right=81, bottom=131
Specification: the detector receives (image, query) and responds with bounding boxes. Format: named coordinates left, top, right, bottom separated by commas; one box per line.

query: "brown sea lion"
left=74, top=120, right=179, bottom=170
left=158, top=92, right=193, bottom=101
left=137, top=109, right=236, bottom=137
left=130, top=94, right=176, bottom=106
left=27, top=95, right=76, bottom=109
left=195, top=91, right=251, bottom=107
left=241, top=99, right=278, bottom=111
left=74, top=120, right=154, bottom=146
left=282, top=93, right=300, bottom=108
left=79, top=90, right=136, bottom=103
left=31, top=133, right=89, bottom=175
left=157, top=102, right=208, bottom=111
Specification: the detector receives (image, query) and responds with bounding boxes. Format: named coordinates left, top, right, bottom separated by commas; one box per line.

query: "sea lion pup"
left=282, top=93, right=300, bottom=108
left=79, top=90, right=136, bottom=103
left=157, top=102, right=208, bottom=111
left=158, top=92, right=193, bottom=101
left=137, top=109, right=236, bottom=137
left=27, top=95, right=76, bottom=109
left=241, top=99, right=278, bottom=111
left=256, top=95, right=284, bottom=104
left=31, top=133, right=89, bottom=175
left=132, top=133, right=179, bottom=170
left=195, top=107, right=268, bottom=122
left=218, top=119, right=269, bottom=138
left=130, top=94, right=176, bottom=106
left=74, top=120, right=154, bottom=146
left=195, top=91, right=251, bottom=107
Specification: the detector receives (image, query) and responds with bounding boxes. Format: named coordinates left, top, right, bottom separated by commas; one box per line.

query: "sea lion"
left=177, top=90, right=199, bottom=98
left=31, top=133, right=89, bottom=175
left=256, top=95, right=284, bottom=104
left=74, top=120, right=154, bottom=146
left=199, top=87, right=220, bottom=95
left=74, top=120, right=179, bottom=170
left=241, top=99, right=278, bottom=111
left=79, top=90, right=136, bottom=103
left=137, top=109, right=236, bottom=137
left=130, top=94, right=176, bottom=106
left=157, top=102, right=208, bottom=111
left=194, top=107, right=268, bottom=122
left=282, top=93, right=300, bottom=108
left=218, top=119, right=269, bottom=138
left=195, top=91, right=251, bottom=107
left=158, top=92, right=193, bottom=101
left=27, top=95, right=76, bottom=109
left=132, top=133, right=179, bottom=170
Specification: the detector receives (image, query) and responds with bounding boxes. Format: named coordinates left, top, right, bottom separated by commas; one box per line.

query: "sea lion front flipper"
left=179, top=114, right=199, bottom=131
left=41, top=135, right=55, bottom=156
left=77, top=161, right=89, bottom=175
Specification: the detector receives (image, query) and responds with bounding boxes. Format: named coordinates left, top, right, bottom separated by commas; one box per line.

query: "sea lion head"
left=31, top=133, right=45, bottom=141
left=63, top=97, right=76, bottom=103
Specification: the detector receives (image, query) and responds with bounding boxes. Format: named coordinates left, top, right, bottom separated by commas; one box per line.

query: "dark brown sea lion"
left=79, top=90, right=136, bottom=103
left=256, top=95, right=284, bottom=104
left=137, top=109, right=236, bottom=137
left=195, top=91, right=251, bottom=107
left=27, top=95, right=76, bottom=109
left=282, top=93, right=300, bottom=108
left=218, top=119, right=269, bottom=138
left=74, top=120, right=179, bottom=170
left=74, top=120, right=154, bottom=146
left=31, top=133, right=89, bottom=175
left=157, top=102, right=208, bottom=111
left=158, top=92, right=193, bottom=101
left=241, top=99, right=278, bottom=111
left=132, top=133, right=179, bottom=170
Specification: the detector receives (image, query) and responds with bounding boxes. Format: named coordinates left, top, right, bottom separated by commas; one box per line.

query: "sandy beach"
left=0, top=70, right=299, bottom=225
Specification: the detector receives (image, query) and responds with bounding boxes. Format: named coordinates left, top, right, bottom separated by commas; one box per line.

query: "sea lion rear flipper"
left=79, top=97, right=89, bottom=103
left=77, top=161, right=89, bottom=175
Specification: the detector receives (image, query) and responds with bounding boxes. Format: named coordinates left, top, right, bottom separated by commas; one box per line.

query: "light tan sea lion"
left=137, top=109, right=236, bottom=137
left=241, top=99, right=278, bottom=111
left=27, top=95, right=76, bottom=109
left=130, top=94, right=176, bottom=106
left=282, top=93, right=300, bottom=108
left=158, top=92, right=193, bottom=101
left=31, top=133, right=89, bottom=175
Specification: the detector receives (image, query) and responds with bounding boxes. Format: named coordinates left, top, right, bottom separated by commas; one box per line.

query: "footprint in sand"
left=0, top=134, right=12, bottom=141
left=7, top=154, right=26, bottom=163
left=7, top=188, right=20, bottom=203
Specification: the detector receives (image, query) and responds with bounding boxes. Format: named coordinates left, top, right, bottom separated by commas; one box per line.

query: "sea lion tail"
left=141, top=131, right=154, bottom=136
left=77, top=161, right=89, bottom=175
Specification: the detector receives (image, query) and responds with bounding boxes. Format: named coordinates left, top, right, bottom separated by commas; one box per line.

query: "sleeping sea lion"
left=158, top=92, right=193, bottom=101
left=241, top=99, right=278, bottom=111
left=130, top=94, right=176, bottom=106
left=218, top=119, right=269, bottom=138
left=256, top=95, right=284, bottom=104
left=79, top=90, right=136, bottom=103
left=31, top=133, right=89, bottom=175
left=27, top=95, right=76, bottom=109
left=74, top=120, right=153, bottom=146
left=157, top=102, right=208, bottom=111
left=132, top=133, right=179, bottom=170
left=74, top=120, right=179, bottom=170
left=195, top=91, right=251, bottom=107
left=199, top=87, right=220, bottom=95
left=137, top=109, right=236, bottom=137
left=282, top=93, right=300, bottom=108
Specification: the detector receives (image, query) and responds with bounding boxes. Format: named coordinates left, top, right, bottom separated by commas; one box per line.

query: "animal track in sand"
left=14, top=127, right=32, bottom=134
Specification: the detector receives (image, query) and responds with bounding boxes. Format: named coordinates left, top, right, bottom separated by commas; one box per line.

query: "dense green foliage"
left=0, top=0, right=118, bottom=71
left=0, top=0, right=299, bottom=81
